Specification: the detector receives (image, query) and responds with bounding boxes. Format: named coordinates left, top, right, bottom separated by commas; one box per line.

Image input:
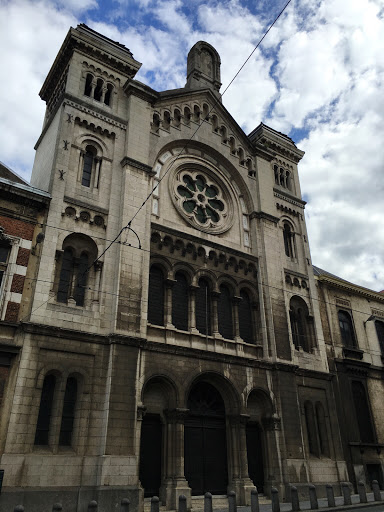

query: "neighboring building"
left=314, top=267, right=384, bottom=490
left=0, top=162, right=50, bottom=479
left=0, top=23, right=381, bottom=512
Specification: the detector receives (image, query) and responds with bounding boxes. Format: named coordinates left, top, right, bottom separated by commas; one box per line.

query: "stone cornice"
left=121, top=156, right=156, bottom=176
left=274, top=189, right=306, bottom=207
left=250, top=211, right=280, bottom=224
left=249, top=123, right=305, bottom=163
left=317, top=275, right=384, bottom=303
left=123, top=79, right=159, bottom=103
left=151, top=222, right=258, bottom=263
left=63, top=196, right=109, bottom=216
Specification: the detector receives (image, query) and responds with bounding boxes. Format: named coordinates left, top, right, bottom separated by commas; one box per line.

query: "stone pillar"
left=136, top=405, right=146, bottom=510
left=211, top=291, right=220, bottom=336
left=233, top=296, right=242, bottom=342
left=67, top=258, right=79, bottom=305
left=228, top=415, right=254, bottom=505
left=93, top=261, right=103, bottom=303
left=189, top=285, right=199, bottom=333
left=165, top=279, right=176, bottom=328
left=261, top=415, right=283, bottom=497
left=94, top=156, right=102, bottom=188
left=163, top=409, right=191, bottom=510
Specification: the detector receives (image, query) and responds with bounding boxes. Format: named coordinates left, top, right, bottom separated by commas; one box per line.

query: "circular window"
left=171, top=168, right=232, bottom=233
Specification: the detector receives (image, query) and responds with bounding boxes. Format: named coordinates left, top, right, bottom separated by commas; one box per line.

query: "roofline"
left=314, top=270, right=384, bottom=302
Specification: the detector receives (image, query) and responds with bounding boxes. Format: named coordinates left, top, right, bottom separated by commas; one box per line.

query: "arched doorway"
left=140, top=414, right=162, bottom=497
left=246, top=423, right=264, bottom=492
left=184, top=382, right=228, bottom=495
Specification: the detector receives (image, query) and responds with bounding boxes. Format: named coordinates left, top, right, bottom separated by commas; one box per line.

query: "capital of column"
left=137, top=404, right=147, bottom=421
left=232, top=296, right=242, bottom=305
left=228, top=414, right=250, bottom=426
left=165, top=278, right=177, bottom=289
left=262, top=415, right=281, bottom=431
left=164, top=408, right=190, bottom=423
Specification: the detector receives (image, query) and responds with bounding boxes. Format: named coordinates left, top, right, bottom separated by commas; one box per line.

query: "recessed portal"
left=246, top=422, right=264, bottom=493
left=140, top=414, right=162, bottom=497
left=184, top=381, right=228, bottom=495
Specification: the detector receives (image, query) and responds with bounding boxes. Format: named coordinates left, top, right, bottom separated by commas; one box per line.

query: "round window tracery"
left=172, top=169, right=232, bottom=233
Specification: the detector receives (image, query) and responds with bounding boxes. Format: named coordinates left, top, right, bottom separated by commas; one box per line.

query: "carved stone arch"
left=279, top=215, right=298, bottom=232
left=76, top=133, right=110, bottom=159
left=216, top=274, right=238, bottom=294
left=62, top=232, right=98, bottom=261
left=246, top=387, right=275, bottom=421
left=141, top=374, right=179, bottom=412
left=172, top=262, right=194, bottom=283
left=193, top=268, right=217, bottom=288
left=238, top=281, right=259, bottom=302
left=193, top=104, right=201, bottom=123
left=149, top=256, right=172, bottom=279
left=183, top=370, right=240, bottom=415
left=229, top=136, right=236, bottom=154
left=151, top=139, right=255, bottom=214
left=35, top=367, right=64, bottom=390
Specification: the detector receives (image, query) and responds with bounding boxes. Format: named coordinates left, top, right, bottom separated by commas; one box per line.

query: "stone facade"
left=0, top=23, right=381, bottom=512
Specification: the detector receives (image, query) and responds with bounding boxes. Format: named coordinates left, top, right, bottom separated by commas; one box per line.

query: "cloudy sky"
left=1, top=0, right=383, bottom=291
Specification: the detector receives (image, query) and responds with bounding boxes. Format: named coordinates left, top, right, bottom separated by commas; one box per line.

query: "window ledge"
left=343, top=347, right=364, bottom=360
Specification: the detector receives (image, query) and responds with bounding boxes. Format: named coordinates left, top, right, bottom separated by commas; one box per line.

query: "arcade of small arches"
left=139, top=373, right=278, bottom=501
left=151, top=104, right=255, bottom=176
left=84, top=72, right=114, bottom=106
left=148, top=261, right=260, bottom=345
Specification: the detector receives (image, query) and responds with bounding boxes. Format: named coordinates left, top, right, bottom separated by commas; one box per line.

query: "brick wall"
left=0, top=216, right=34, bottom=240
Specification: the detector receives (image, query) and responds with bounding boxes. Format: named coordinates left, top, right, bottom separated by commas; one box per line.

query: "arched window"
left=59, top=377, right=78, bottom=446
left=74, top=252, right=88, bottom=307
left=290, top=296, right=312, bottom=352
left=218, top=284, right=233, bottom=339
left=148, top=265, right=165, bottom=326
left=82, top=145, right=97, bottom=188
left=239, top=289, right=253, bottom=343
left=352, top=381, right=375, bottom=443
left=304, top=401, right=319, bottom=456
left=104, top=83, right=113, bottom=106
left=283, top=222, right=295, bottom=258
left=172, top=271, right=189, bottom=331
left=57, top=234, right=98, bottom=307
left=35, top=374, right=56, bottom=445
left=338, top=310, right=357, bottom=348
left=316, top=402, right=330, bottom=457
left=173, top=108, right=181, bottom=127
left=84, top=73, right=93, bottom=97
left=57, top=248, right=74, bottom=303
left=196, top=278, right=211, bottom=335
left=375, top=320, right=384, bottom=355
left=94, top=78, right=103, bottom=101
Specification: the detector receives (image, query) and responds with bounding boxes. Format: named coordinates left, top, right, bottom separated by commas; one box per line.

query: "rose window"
left=172, top=170, right=231, bottom=233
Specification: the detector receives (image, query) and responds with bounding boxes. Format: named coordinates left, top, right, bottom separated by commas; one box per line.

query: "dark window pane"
left=104, top=84, right=112, bottom=106
left=239, top=290, right=253, bottom=343
left=0, top=245, right=10, bottom=263
left=59, top=377, right=77, bottom=446
left=148, top=266, right=164, bottom=326
left=74, top=252, right=88, bottom=307
left=34, top=374, right=56, bottom=445
left=316, top=402, right=330, bottom=457
left=352, top=381, right=375, bottom=443
left=82, top=152, right=93, bottom=187
left=196, top=278, right=211, bottom=335
left=218, top=284, right=233, bottom=339
left=375, top=321, right=384, bottom=355
left=84, top=74, right=92, bottom=96
left=304, top=401, right=319, bottom=456
left=172, top=272, right=189, bottom=331
left=57, top=248, right=73, bottom=303
left=338, top=310, right=357, bottom=348
left=94, top=79, right=103, bottom=101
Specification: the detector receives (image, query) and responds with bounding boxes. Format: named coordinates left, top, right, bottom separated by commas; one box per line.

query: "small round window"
left=172, top=169, right=232, bottom=233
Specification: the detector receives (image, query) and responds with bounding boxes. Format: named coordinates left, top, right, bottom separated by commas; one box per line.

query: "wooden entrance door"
left=139, top=414, right=162, bottom=497
left=185, top=382, right=228, bottom=495
left=246, top=423, right=264, bottom=493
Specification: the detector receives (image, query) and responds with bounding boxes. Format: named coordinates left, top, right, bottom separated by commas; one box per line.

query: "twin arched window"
left=289, top=296, right=314, bottom=352
left=283, top=222, right=295, bottom=258
left=57, top=234, right=98, bottom=307
left=274, top=164, right=291, bottom=190
left=338, top=310, right=357, bottom=348
left=35, top=374, right=78, bottom=447
left=84, top=73, right=113, bottom=106
left=304, top=400, right=330, bottom=457
left=148, top=265, right=256, bottom=343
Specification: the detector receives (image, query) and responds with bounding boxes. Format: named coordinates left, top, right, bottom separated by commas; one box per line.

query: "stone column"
left=92, top=261, right=103, bottom=303
left=165, top=279, right=176, bottom=329
left=262, top=415, right=283, bottom=497
left=67, top=258, right=79, bottom=306
left=94, top=156, right=102, bottom=188
left=211, top=291, right=220, bottom=336
left=136, top=405, right=146, bottom=511
left=229, top=415, right=254, bottom=505
left=233, top=296, right=242, bottom=342
left=163, top=409, right=191, bottom=510
left=189, top=285, right=199, bottom=334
